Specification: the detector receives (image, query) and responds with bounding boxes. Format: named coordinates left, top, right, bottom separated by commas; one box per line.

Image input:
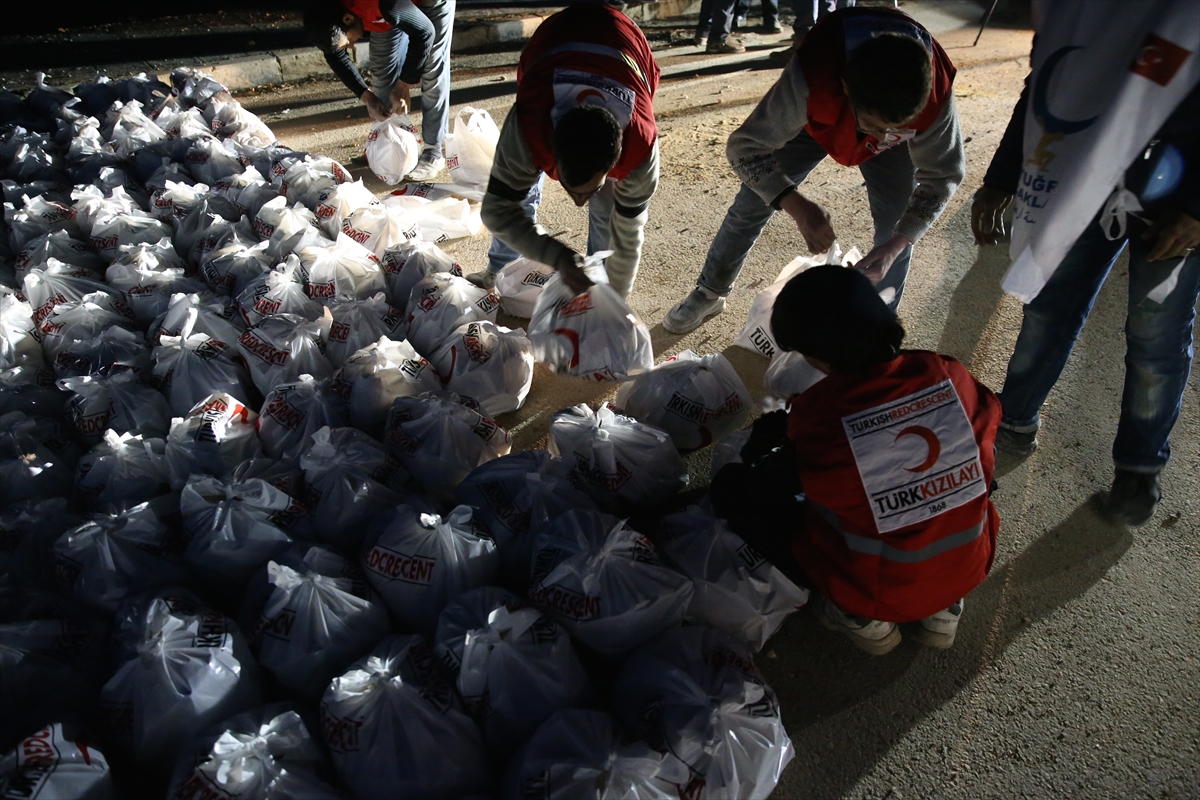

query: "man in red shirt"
left=304, top=0, right=454, bottom=181
left=472, top=4, right=660, bottom=300
left=663, top=6, right=965, bottom=333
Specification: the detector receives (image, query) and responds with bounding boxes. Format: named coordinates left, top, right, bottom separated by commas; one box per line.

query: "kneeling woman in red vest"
left=711, top=265, right=1000, bottom=654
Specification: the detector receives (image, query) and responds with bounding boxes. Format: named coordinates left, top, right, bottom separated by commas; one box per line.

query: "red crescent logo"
left=575, top=89, right=605, bottom=107
left=551, top=328, right=582, bottom=368
left=895, top=425, right=941, bottom=473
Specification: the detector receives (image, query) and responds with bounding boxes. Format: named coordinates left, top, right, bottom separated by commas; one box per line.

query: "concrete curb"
left=148, top=2, right=706, bottom=93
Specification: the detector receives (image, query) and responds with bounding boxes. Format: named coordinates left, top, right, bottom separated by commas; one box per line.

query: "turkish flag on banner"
left=1003, top=0, right=1200, bottom=303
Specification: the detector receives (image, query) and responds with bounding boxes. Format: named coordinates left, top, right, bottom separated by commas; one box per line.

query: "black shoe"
left=1106, top=470, right=1161, bottom=527
left=995, top=425, right=1038, bottom=458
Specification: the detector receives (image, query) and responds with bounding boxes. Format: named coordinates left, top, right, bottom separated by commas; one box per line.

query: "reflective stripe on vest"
left=810, top=499, right=986, bottom=563
left=529, top=42, right=651, bottom=91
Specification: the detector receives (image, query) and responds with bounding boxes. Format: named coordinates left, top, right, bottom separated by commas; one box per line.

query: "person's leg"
left=857, top=143, right=916, bottom=309
left=586, top=180, right=615, bottom=256
left=760, top=0, right=781, bottom=30
left=696, top=0, right=715, bottom=43
left=368, top=27, right=405, bottom=107
left=996, top=224, right=1127, bottom=451
left=413, top=0, right=454, bottom=171
left=700, top=0, right=739, bottom=51
left=482, top=175, right=545, bottom=277
left=1106, top=237, right=1200, bottom=524
left=664, top=131, right=828, bottom=333
left=792, top=0, right=818, bottom=35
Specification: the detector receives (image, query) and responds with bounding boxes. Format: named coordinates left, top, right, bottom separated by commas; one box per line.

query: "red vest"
left=515, top=5, right=660, bottom=183
left=787, top=351, right=1000, bottom=622
left=340, top=0, right=392, bottom=32
left=799, top=7, right=956, bottom=167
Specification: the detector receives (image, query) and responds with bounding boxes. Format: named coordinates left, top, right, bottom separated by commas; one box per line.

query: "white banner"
left=1003, top=0, right=1200, bottom=302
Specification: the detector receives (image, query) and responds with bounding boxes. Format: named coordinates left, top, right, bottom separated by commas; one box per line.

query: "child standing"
left=711, top=265, right=1000, bottom=654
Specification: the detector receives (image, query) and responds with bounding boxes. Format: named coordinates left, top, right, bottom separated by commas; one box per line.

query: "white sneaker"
left=405, top=153, right=446, bottom=183
left=815, top=595, right=901, bottom=655
left=915, top=600, right=963, bottom=649
left=662, top=287, right=725, bottom=334
left=465, top=269, right=496, bottom=290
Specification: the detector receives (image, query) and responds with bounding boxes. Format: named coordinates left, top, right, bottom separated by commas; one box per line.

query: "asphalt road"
left=236, top=6, right=1200, bottom=797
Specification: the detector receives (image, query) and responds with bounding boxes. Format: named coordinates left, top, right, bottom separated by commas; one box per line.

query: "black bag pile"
left=0, top=68, right=798, bottom=800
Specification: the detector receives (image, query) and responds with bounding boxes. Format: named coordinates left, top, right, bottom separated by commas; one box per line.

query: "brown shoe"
left=706, top=38, right=746, bottom=54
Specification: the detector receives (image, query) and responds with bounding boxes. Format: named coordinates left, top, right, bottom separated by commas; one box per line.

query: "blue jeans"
left=998, top=216, right=1200, bottom=473
left=697, top=0, right=737, bottom=42
left=697, top=129, right=915, bottom=309
left=791, top=0, right=856, bottom=36
left=369, top=0, right=454, bottom=156
left=485, top=176, right=620, bottom=274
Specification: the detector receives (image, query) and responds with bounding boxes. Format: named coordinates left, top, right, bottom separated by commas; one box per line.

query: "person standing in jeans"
left=663, top=6, right=964, bottom=333
left=304, top=0, right=454, bottom=181
left=971, top=75, right=1200, bottom=526
left=694, top=0, right=748, bottom=53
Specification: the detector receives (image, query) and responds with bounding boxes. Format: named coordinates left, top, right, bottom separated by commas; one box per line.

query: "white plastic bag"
left=281, top=156, right=352, bottom=212
left=384, top=392, right=512, bottom=506
left=0, top=724, right=115, bottom=800
left=0, top=290, right=44, bottom=371
left=363, top=504, right=498, bottom=636
left=298, top=426, right=409, bottom=549
left=75, top=430, right=172, bottom=512
left=314, top=179, right=380, bottom=238
left=433, top=585, right=525, bottom=675
left=14, top=229, right=105, bottom=280
left=613, top=626, right=795, bottom=800
left=383, top=191, right=481, bottom=243
left=404, top=271, right=500, bottom=358
left=235, top=313, right=333, bottom=396
left=455, top=452, right=597, bottom=587
left=0, top=412, right=81, bottom=506
left=547, top=404, right=688, bottom=511
left=102, top=589, right=260, bottom=787
left=298, top=233, right=386, bottom=303
left=167, top=707, right=341, bottom=800
left=529, top=268, right=653, bottom=381
left=380, top=238, right=462, bottom=309
left=710, top=428, right=751, bottom=480
left=331, top=336, right=439, bottom=438
left=659, top=507, right=808, bottom=651
left=148, top=291, right=244, bottom=348
left=180, top=475, right=297, bottom=585
left=341, top=204, right=420, bottom=259
left=503, top=709, right=672, bottom=800
left=164, top=393, right=264, bottom=490
left=249, top=552, right=391, bottom=699
left=253, top=196, right=325, bottom=261
left=153, top=331, right=254, bottom=417
left=763, top=349, right=826, bottom=402
left=734, top=244, right=861, bottom=359
left=89, top=209, right=173, bottom=262
left=237, top=255, right=324, bottom=326
left=527, top=509, right=692, bottom=657
left=428, top=320, right=534, bottom=416
left=256, top=374, right=347, bottom=458
left=59, top=370, right=172, bottom=443
left=366, top=115, right=422, bottom=185
left=456, top=604, right=591, bottom=758
left=210, top=98, right=277, bottom=147
left=201, top=240, right=273, bottom=297
left=445, top=107, right=499, bottom=191
left=323, top=294, right=406, bottom=368
left=615, top=351, right=753, bottom=451
left=52, top=500, right=190, bottom=613
left=495, top=256, right=555, bottom=318
left=321, top=634, right=491, bottom=799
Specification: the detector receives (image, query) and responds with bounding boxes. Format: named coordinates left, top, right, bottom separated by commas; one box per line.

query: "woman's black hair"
left=770, top=264, right=905, bottom=373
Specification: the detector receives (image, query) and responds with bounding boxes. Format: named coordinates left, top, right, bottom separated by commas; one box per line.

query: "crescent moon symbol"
left=575, top=88, right=605, bottom=106
left=895, top=426, right=941, bottom=473
left=1032, top=46, right=1100, bottom=135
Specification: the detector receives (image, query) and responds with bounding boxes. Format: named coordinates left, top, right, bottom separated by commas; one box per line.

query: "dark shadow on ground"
left=757, top=494, right=1131, bottom=798
left=936, top=237, right=1011, bottom=364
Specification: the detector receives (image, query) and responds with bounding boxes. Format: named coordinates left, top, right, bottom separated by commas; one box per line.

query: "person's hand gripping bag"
left=365, top=115, right=421, bottom=185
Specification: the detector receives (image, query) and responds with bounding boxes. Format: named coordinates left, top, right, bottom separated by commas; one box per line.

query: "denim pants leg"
left=417, top=0, right=454, bottom=157
left=587, top=180, right=615, bottom=255
left=997, top=222, right=1127, bottom=434
left=706, top=0, right=738, bottom=44
left=485, top=175, right=545, bottom=274
left=1113, top=235, right=1200, bottom=472
left=857, top=143, right=917, bottom=309
left=368, top=27, right=407, bottom=104
left=696, top=131, right=829, bottom=297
